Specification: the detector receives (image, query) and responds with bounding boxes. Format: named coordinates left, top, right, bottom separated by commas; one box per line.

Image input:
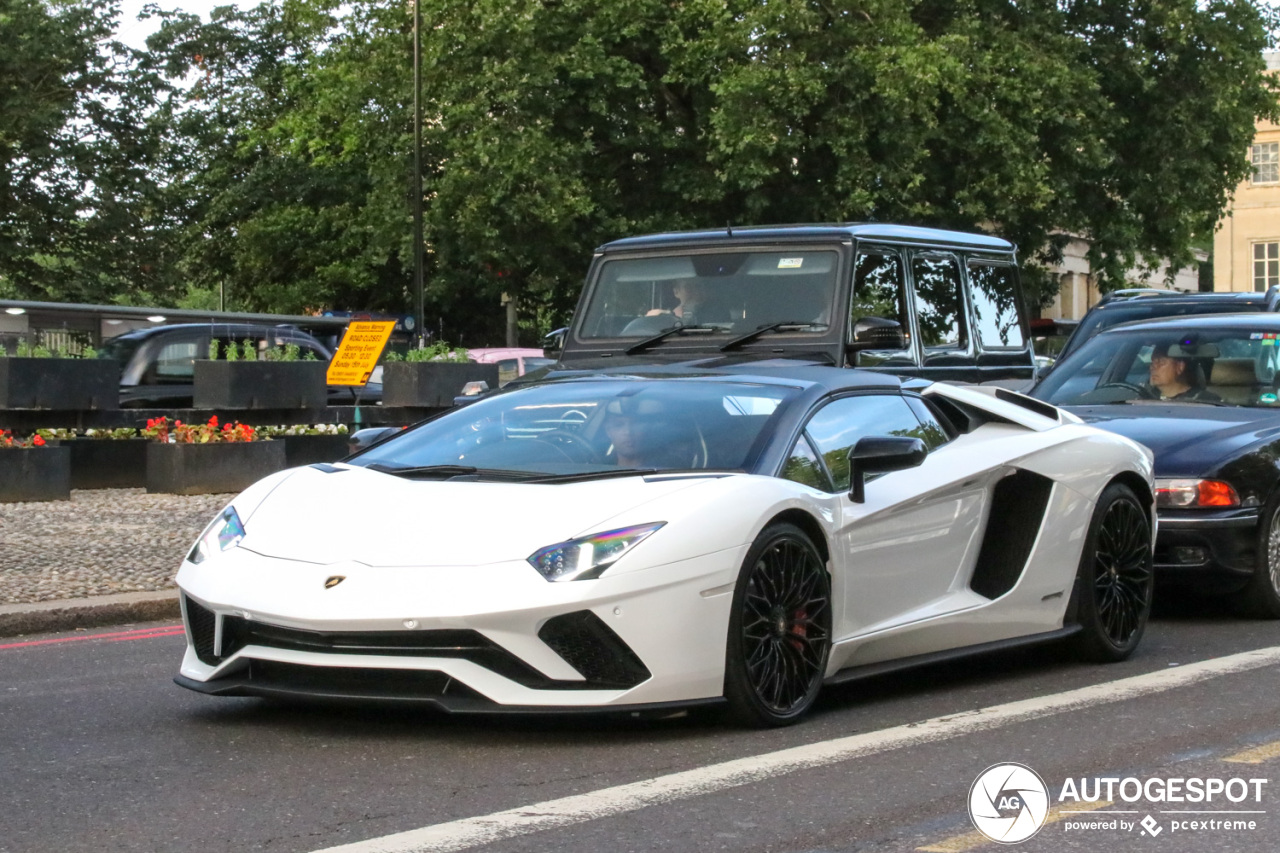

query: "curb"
left=0, top=590, right=180, bottom=638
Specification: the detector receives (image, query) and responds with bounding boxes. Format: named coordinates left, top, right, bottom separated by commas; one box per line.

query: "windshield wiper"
left=364, top=463, right=542, bottom=481
left=526, top=468, right=661, bottom=484
left=625, top=324, right=717, bottom=355
left=720, top=321, right=823, bottom=352
left=365, top=463, right=478, bottom=478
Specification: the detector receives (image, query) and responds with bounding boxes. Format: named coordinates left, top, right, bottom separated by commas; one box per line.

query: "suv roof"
left=1052, top=287, right=1280, bottom=365
left=109, top=322, right=315, bottom=342
left=600, top=222, right=1015, bottom=254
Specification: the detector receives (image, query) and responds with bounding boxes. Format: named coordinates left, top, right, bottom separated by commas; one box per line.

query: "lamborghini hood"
left=233, top=464, right=710, bottom=568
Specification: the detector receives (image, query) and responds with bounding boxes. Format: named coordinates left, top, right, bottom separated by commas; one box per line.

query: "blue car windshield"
left=350, top=379, right=800, bottom=476
left=1034, top=328, right=1280, bottom=408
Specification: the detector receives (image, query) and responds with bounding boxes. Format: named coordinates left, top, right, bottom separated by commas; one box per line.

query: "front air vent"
left=538, top=610, right=651, bottom=688
left=184, top=595, right=219, bottom=665
left=970, top=470, right=1054, bottom=600
left=244, top=660, right=485, bottom=702
left=217, top=619, right=601, bottom=690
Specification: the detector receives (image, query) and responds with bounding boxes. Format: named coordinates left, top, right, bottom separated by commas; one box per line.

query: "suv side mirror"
left=543, top=326, right=568, bottom=357
left=847, top=317, right=906, bottom=352
left=847, top=436, right=928, bottom=503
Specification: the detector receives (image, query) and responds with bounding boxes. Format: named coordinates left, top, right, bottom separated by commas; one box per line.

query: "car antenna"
left=726, top=221, right=733, bottom=237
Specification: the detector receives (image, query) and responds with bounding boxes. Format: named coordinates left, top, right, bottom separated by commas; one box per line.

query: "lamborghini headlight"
left=187, top=506, right=247, bottom=564
left=527, top=522, right=665, bottom=582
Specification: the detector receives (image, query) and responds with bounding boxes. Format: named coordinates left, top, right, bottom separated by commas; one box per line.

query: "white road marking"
left=313, top=646, right=1280, bottom=853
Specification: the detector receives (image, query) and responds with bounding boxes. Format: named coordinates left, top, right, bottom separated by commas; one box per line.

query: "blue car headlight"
left=187, top=507, right=247, bottom=565
left=527, top=522, right=665, bottom=582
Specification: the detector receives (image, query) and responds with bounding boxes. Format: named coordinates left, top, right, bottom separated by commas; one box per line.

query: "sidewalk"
left=0, top=489, right=231, bottom=637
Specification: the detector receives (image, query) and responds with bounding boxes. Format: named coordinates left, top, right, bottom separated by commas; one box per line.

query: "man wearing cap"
left=1149, top=343, right=1220, bottom=402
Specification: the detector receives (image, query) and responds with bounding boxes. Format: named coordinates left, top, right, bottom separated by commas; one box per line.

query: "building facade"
left=1213, top=52, right=1280, bottom=293
left=1040, top=236, right=1203, bottom=322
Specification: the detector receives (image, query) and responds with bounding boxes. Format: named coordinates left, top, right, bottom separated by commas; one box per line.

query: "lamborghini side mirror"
left=847, top=435, right=928, bottom=503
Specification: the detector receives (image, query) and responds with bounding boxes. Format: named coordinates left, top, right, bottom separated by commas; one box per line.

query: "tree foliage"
left=2, top=0, right=1277, bottom=342
left=0, top=0, right=174, bottom=302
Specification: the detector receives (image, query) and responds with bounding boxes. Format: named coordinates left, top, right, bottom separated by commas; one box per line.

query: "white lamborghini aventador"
left=175, top=365, right=1156, bottom=726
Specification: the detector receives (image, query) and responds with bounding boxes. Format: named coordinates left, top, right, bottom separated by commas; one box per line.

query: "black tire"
left=1071, top=482, right=1153, bottom=662
left=1231, top=493, right=1280, bottom=619
left=724, top=522, right=832, bottom=727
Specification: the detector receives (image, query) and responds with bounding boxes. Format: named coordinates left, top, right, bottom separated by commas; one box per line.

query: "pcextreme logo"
left=967, top=764, right=1270, bottom=843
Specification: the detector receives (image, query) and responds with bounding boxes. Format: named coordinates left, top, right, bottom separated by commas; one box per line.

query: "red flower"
left=32, top=435, right=45, bottom=447
left=208, top=415, right=219, bottom=428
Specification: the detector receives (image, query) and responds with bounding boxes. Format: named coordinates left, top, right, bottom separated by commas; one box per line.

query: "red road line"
left=0, top=624, right=185, bottom=651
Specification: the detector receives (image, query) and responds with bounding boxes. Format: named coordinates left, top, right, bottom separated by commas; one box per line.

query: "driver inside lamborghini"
left=602, top=397, right=704, bottom=469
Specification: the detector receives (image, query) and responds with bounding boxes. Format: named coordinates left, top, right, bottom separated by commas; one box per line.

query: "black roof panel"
left=599, top=223, right=1014, bottom=253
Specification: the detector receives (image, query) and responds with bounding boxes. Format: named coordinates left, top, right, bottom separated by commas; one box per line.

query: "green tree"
left=136, top=0, right=1279, bottom=341
left=0, top=0, right=174, bottom=303
left=144, top=1, right=418, bottom=316
left=418, top=0, right=1279, bottom=325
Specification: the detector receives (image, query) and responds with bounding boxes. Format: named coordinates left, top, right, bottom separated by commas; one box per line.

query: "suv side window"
left=851, top=248, right=914, bottom=369
left=801, top=394, right=934, bottom=492
left=969, top=263, right=1026, bottom=349
left=148, top=339, right=200, bottom=384
left=911, top=252, right=966, bottom=351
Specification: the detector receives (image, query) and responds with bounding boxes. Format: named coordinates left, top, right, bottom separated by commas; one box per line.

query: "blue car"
left=1032, top=313, right=1280, bottom=616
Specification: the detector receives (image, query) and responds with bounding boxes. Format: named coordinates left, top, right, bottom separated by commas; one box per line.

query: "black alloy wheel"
left=1073, top=482, right=1153, bottom=662
left=724, top=522, right=831, bottom=727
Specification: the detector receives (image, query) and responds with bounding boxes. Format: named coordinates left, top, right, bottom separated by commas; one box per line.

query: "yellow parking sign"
left=326, top=321, right=395, bottom=386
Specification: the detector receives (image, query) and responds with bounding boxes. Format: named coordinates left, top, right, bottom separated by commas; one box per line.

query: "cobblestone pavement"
left=0, top=489, right=231, bottom=605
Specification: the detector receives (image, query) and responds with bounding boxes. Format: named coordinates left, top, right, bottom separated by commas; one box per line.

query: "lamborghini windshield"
left=576, top=250, right=839, bottom=340
left=350, top=379, right=800, bottom=478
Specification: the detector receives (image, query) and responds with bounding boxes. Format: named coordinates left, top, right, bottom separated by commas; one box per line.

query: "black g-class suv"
left=558, top=223, right=1035, bottom=384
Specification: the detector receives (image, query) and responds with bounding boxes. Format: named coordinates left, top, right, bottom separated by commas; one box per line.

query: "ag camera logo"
left=969, top=763, right=1051, bottom=844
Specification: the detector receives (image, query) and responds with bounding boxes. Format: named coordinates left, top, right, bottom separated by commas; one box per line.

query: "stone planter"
left=281, top=434, right=351, bottom=468
left=193, top=360, right=328, bottom=410
left=382, top=362, right=500, bottom=408
left=0, top=446, right=71, bottom=502
left=145, top=441, right=286, bottom=495
left=68, top=438, right=148, bottom=490
left=0, top=358, right=119, bottom=410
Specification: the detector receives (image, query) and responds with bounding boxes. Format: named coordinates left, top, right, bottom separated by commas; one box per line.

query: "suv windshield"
left=97, top=335, right=142, bottom=365
left=577, top=250, right=838, bottom=340
left=1034, top=327, right=1280, bottom=408
left=351, top=379, right=799, bottom=477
